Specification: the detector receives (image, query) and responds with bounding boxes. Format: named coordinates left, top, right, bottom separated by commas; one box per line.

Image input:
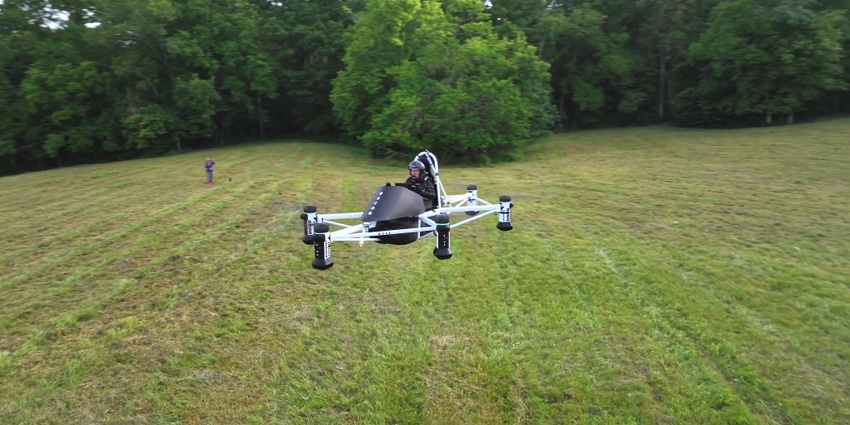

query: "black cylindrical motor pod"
left=465, top=184, right=478, bottom=216
left=433, top=213, right=452, bottom=259
left=497, top=195, right=513, bottom=231
left=312, top=223, right=334, bottom=270
left=301, top=206, right=317, bottom=245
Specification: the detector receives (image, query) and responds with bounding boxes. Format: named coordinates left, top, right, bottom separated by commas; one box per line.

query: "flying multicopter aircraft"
left=300, top=150, right=514, bottom=270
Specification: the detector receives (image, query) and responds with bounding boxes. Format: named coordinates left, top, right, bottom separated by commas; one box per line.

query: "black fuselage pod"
left=361, top=185, right=426, bottom=222
left=363, top=185, right=427, bottom=245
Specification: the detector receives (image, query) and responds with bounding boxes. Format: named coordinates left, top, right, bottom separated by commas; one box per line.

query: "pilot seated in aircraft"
left=404, top=160, right=437, bottom=210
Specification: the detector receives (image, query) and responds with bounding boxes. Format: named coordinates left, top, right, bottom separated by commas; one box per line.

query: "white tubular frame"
left=306, top=150, right=509, bottom=245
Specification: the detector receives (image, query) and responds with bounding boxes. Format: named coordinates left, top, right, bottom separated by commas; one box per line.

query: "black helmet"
left=408, top=160, right=426, bottom=172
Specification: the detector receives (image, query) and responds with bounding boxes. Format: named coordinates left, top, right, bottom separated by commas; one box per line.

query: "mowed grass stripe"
left=0, top=141, right=282, bottom=225
left=0, top=151, right=268, bottom=269
left=0, top=180, right=216, bottom=273
left=421, top=220, right=751, bottom=423
left=0, top=184, right=220, bottom=293
left=0, top=163, right=400, bottom=423
left=684, top=239, right=849, bottom=386
left=0, top=164, right=140, bottom=217
left=0, top=185, right=261, bottom=357
left=0, top=147, right=305, bottom=283
left=0, top=157, right=210, bottom=224
left=0, top=147, right=306, bottom=304
left=575, top=228, right=788, bottom=423
left=1, top=119, right=849, bottom=424
left=0, top=150, right=308, bottom=341
left=0, top=168, right=304, bottom=422
left=596, top=232, right=848, bottom=424
left=544, top=124, right=847, bottom=420
left=0, top=167, right=253, bottom=290
left=0, top=152, right=263, bottom=244
left=506, top=214, right=804, bottom=423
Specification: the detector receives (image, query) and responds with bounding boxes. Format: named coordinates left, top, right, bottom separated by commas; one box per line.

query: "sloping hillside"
left=2, top=121, right=849, bottom=424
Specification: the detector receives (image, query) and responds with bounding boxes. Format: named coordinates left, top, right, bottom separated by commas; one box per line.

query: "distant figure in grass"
left=204, top=157, right=215, bottom=184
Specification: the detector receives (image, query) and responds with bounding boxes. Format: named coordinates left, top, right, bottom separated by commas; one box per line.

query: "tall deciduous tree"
left=2, top=0, right=849, bottom=175
left=2, top=0, right=59, bottom=168
left=0, top=40, right=19, bottom=162
left=333, top=0, right=554, bottom=162
left=331, top=0, right=424, bottom=140
left=19, top=11, right=123, bottom=165
left=532, top=3, right=644, bottom=128
left=689, top=0, right=846, bottom=123
left=257, top=0, right=353, bottom=135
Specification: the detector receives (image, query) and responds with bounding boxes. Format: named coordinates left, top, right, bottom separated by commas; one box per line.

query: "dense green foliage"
left=333, top=0, right=555, bottom=160
left=1, top=0, right=849, bottom=173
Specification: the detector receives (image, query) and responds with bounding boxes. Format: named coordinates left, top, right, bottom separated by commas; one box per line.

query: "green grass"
left=1, top=120, right=849, bottom=424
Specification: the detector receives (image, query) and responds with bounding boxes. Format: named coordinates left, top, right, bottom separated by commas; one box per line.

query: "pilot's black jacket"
left=405, top=174, right=437, bottom=208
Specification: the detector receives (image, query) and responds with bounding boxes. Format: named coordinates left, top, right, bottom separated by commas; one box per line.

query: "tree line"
left=1, top=0, right=848, bottom=175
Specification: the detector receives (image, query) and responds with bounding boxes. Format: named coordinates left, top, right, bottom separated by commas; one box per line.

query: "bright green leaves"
left=22, top=58, right=118, bottom=157
left=364, top=65, right=532, bottom=156
left=105, top=0, right=282, bottom=149
left=166, top=30, right=217, bottom=73
left=147, top=0, right=179, bottom=22
left=174, top=75, right=222, bottom=139
left=0, top=40, right=18, bottom=158
left=534, top=4, right=645, bottom=126
left=331, top=0, right=424, bottom=139
left=1, top=0, right=849, bottom=173
left=123, top=104, right=180, bottom=151
left=333, top=0, right=553, bottom=162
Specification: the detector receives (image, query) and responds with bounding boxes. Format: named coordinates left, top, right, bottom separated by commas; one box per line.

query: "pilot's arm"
left=407, top=177, right=436, bottom=201
left=418, top=178, right=436, bottom=201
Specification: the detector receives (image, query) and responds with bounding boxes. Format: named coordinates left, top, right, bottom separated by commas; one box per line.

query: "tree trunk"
left=258, top=95, right=265, bottom=138
left=667, top=70, right=675, bottom=109
left=765, top=91, right=772, bottom=124
left=220, top=117, right=227, bottom=146
left=658, top=54, right=666, bottom=118
left=571, top=103, right=578, bottom=130
left=787, top=112, right=794, bottom=124
left=220, top=118, right=229, bottom=147
left=558, top=80, right=567, bottom=128
left=570, top=51, right=579, bottom=129
left=150, top=82, right=159, bottom=100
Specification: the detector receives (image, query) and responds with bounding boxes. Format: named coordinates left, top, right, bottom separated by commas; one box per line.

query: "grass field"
left=1, top=119, right=849, bottom=424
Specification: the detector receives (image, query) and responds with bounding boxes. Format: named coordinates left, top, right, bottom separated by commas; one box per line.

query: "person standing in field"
left=205, top=157, right=215, bottom=184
